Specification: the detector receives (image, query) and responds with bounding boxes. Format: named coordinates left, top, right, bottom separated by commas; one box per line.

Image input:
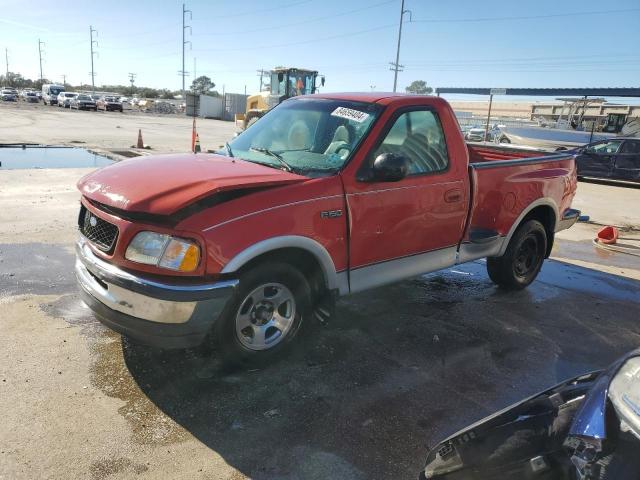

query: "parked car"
left=23, top=91, right=39, bottom=103
left=70, top=93, right=97, bottom=111
left=1, top=89, right=18, bottom=101
left=96, top=96, right=123, bottom=112
left=75, top=93, right=579, bottom=364
left=574, top=138, right=640, bottom=182
left=57, top=92, right=78, bottom=108
left=42, top=83, right=64, bottom=105
left=420, top=348, right=640, bottom=480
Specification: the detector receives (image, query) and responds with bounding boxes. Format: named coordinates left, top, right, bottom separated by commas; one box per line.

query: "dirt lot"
left=0, top=101, right=237, bottom=154
left=1, top=103, right=640, bottom=479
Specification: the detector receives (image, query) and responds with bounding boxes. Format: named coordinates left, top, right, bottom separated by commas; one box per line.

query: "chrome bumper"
left=557, top=208, right=581, bottom=232
left=75, top=236, right=238, bottom=348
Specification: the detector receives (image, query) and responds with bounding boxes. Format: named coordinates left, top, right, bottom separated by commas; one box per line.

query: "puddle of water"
left=0, top=146, right=113, bottom=169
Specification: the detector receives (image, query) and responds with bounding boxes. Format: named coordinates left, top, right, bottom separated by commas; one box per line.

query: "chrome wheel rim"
left=235, top=282, right=296, bottom=351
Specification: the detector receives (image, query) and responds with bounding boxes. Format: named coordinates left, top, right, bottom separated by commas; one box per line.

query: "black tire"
left=213, top=262, right=311, bottom=367
left=243, top=112, right=262, bottom=129
left=487, top=219, right=547, bottom=290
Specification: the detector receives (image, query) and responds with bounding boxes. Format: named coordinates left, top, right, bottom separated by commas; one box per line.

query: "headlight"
left=609, top=356, right=640, bottom=439
left=125, top=231, right=200, bottom=272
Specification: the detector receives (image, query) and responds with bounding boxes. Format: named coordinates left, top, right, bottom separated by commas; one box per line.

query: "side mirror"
left=321, top=76, right=325, bottom=87
left=371, top=153, right=408, bottom=182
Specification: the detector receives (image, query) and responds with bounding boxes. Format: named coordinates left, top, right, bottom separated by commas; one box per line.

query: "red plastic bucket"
left=597, top=226, right=618, bottom=245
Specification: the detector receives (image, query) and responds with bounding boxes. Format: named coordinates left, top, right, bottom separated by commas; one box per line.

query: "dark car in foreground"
left=420, top=349, right=640, bottom=480
left=70, top=94, right=97, bottom=111
left=97, top=96, right=123, bottom=112
left=575, top=138, right=640, bottom=183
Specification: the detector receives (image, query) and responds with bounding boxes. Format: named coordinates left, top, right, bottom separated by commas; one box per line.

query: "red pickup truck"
left=75, top=93, right=579, bottom=364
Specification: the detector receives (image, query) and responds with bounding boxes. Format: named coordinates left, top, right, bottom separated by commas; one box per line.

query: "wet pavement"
left=2, top=235, right=639, bottom=479
left=0, top=146, right=113, bottom=169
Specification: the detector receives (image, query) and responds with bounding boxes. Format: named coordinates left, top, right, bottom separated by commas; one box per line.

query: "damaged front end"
left=421, top=372, right=599, bottom=480
left=421, top=349, right=640, bottom=480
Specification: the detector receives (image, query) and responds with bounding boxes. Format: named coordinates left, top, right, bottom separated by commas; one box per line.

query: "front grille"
left=79, top=205, right=119, bottom=253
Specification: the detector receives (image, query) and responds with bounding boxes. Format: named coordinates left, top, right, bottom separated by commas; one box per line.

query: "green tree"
left=190, top=75, right=216, bottom=95
left=405, top=80, right=433, bottom=95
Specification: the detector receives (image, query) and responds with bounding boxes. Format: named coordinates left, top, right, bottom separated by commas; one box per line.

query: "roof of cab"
left=302, top=92, right=443, bottom=106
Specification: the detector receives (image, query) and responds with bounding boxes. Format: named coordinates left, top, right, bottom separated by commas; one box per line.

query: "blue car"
left=421, top=349, right=640, bottom=480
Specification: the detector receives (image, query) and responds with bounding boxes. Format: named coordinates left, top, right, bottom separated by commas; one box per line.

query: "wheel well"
left=237, top=247, right=326, bottom=301
left=521, top=206, right=556, bottom=257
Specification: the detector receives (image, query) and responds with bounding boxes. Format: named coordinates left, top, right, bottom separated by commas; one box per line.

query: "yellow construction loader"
left=239, top=67, right=324, bottom=129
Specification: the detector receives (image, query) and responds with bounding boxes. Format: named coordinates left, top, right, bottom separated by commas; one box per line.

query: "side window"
left=621, top=141, right=640, bottom=154
left=587, top=140, right=623, bottom=154
left=374, top=110, right=449, bottom=175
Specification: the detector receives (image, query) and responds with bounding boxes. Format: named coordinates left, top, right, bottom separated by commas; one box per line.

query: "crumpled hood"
left=77, top=153, right=306, bottom=215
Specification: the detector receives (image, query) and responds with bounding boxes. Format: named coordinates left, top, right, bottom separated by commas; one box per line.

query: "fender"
left=496, top=197, right=559, bottom=257
left=221, top=235, right=349, bottom=295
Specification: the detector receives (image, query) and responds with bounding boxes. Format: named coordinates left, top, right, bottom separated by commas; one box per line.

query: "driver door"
left=342, top=107, right=469, bottom=292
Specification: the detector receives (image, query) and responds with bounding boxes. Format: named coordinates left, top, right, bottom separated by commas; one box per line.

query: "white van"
left=42, top=84, right=65, bottom=105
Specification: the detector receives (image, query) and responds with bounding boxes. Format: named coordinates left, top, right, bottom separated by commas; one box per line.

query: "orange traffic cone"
left=136, top=129, right=144, bottom=148
left=194, top=133, right=201, bottom=153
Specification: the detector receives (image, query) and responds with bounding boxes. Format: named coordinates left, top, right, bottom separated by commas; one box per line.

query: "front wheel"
left=487, top=219, right=547, bottom=290
left=213, top=262, right=311, bottom=367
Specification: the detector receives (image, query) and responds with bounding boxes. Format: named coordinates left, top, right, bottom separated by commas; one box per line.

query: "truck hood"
left=77, top=153, right=306, bottom=215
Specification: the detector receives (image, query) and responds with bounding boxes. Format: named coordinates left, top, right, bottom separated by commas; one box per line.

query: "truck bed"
left=460, top=142, right=577, bottom=261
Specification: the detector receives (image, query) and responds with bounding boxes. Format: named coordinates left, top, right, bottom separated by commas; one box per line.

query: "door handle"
left=444, top=189, right=463, bottom=203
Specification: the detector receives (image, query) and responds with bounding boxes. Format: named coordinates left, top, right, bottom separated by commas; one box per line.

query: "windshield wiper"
left=249, top=147, right=295, bottom=173
left=225, top=142, right=234, bottom=158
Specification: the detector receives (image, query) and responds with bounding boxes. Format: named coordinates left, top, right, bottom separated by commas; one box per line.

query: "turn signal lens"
left=159, top=239, right=200, bottom=272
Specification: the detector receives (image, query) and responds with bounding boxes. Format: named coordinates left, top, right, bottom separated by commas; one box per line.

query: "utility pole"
left=181, top=3, right=192, bottom=102
left=128, top=73, right=136, bottom=95
left=390, top=0, right=411, bottom=92
left=38, top=39, right=45, bottom=83
left=61, top=75, right=66, bottom=87
left=193, top=57, right=196, bottom=83
left=256, top=69, right=268, bottom=91
left=5, top=48, right=9, bottom=84
left=89, top=26, right=98, bottom=93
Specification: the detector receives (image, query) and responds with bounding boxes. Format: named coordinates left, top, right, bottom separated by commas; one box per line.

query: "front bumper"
left=75, top=236, right=238, bottom=348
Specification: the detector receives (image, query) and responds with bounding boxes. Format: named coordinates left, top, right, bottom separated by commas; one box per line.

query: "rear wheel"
left=487, top=219, right=547, bottom=290
left=213, top=262, right=311, bottom=367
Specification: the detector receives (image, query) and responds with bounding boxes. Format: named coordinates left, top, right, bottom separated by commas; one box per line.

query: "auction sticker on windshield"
left=331, top=107, right=369, bottom=123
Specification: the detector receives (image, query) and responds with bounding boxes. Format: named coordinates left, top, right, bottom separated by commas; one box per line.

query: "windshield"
left=50, top=87, right=63, bottom=95
left=227, top=98, right=381, bottom=176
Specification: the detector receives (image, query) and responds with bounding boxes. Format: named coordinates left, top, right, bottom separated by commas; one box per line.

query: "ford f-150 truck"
left=75, top=93, right=579, bottom=364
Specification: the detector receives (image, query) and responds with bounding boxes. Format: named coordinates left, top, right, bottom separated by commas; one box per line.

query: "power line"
left=200, top=0, right=395, bottom=36
left=390, top=0, right=411, bottom=92
left=89, top=26, right=98, bottom=93
left=180, top=3, right=192, bottom=102
left=256, top=69, right=268, bottom=91
left=411, top=7, right=640, bottom=24
left=38, top=39, right=44, bottom=82
left=214, top=0, right=312, bottom=19
left=128, top=72, right=136, bottom=95
left=195, top=23, right=395, bottom=52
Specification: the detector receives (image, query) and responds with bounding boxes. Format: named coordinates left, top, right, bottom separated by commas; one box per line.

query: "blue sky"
left=1, top=0, right=639, bottom=96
